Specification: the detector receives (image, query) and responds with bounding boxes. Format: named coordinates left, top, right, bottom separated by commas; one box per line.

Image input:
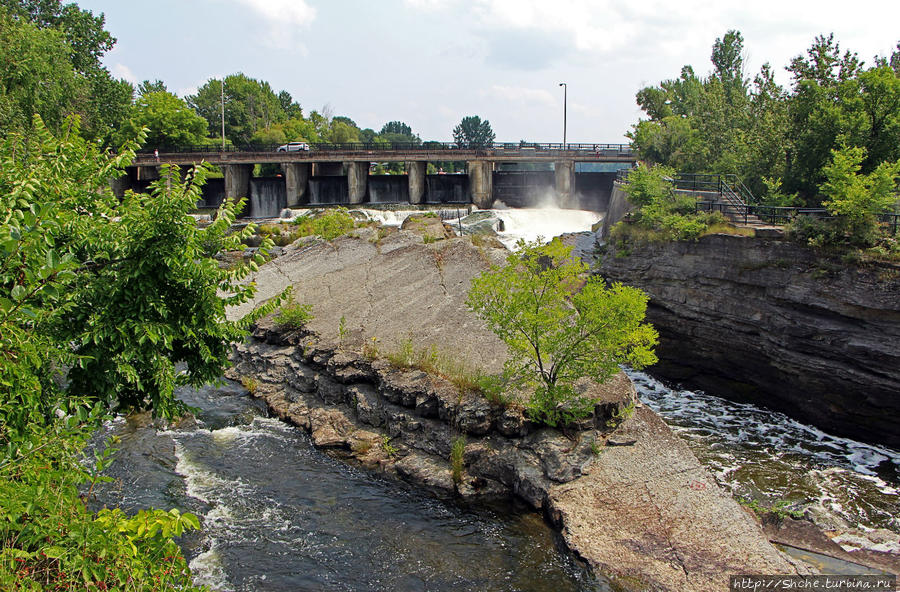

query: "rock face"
left=598, top=233, right=900, bottom=447
left=227, top=226, right=806, bottom=589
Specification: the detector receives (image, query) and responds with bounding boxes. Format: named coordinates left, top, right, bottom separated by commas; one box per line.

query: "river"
left=92, top=206, right=897, bottom=589
left=91, top=381, right=603, bottom=592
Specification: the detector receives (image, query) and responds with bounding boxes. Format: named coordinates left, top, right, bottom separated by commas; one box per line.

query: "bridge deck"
left=133, top=145, right=635, bottom=167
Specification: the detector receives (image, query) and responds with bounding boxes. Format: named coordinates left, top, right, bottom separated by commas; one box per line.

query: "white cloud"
left=403, top=0, right=457, bottom=10
left=233, top=0, right=316, bottom=26
left=228, top=0, right=316, bottom=50
left=110, top=63, right=138, bottom=85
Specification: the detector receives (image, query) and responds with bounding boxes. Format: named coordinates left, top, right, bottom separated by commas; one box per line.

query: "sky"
left=79, top=0, right=900, bottom=144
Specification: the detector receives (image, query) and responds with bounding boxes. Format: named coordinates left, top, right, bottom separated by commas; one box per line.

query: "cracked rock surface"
left=227, top=226, right=805, bottom=590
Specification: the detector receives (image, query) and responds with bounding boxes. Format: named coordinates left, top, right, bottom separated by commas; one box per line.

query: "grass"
left=700, top=222, right=756, bottom=237
left=384, top=338, right=501, bottom=399
left=450, top=436, right=466, bottom=484
left=605, top=401, right=635, bottom=429
left=291, top=208, right=356, bottom=241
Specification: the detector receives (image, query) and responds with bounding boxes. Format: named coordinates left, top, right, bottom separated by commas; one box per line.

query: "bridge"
left=122, top=142, right=636, bottom=216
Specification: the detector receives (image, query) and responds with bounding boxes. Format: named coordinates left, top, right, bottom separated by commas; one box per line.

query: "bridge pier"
left=346, top=162, right=369, bottom=204
left=555, top=160, right=576, bottom=208
left=468, top=160, right=494, bottom=209
left=223, top=164, right=252, bottom=201
left=282, top=162, right=310, bottom=206
left=407, top=161, right=426, bottom=204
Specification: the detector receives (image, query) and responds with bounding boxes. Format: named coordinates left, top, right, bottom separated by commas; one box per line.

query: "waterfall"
left=249, top=178, right=286, bottom=218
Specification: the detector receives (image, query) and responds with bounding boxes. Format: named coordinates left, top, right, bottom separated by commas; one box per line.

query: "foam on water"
left=628, top=369, right=900, bottom=533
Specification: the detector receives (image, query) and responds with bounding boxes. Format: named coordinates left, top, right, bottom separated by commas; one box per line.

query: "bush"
left=274, top=294, right=314, bottom=328
left=291, top=208, right=356, bottom=240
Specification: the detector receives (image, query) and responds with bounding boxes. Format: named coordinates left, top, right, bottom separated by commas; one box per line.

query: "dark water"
left=628, top=370, right=900, bottom=540
left=91, top=382, right=603, bottom=592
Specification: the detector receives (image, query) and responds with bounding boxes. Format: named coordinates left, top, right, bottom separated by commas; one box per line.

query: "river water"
left=91, top=382, right=602, bottom=592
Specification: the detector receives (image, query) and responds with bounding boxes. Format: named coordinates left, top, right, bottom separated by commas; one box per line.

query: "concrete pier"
left=407, top=161, right=426, bottom=204
left=223, top=164, right=252, bottom=200
left=283, top=162, right=311, bottom=206
left=468, top=160, right=494, bottom=209
left=555, top=160, right=576, bottom=209
left=346, top=162, right=369, bottom=204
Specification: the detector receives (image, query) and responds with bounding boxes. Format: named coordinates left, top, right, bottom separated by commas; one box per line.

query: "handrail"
left=138, top=142, right=635, bottom=155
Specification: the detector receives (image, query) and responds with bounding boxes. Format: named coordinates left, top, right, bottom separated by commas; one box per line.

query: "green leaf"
left=11, top=284, right=27, bottom=302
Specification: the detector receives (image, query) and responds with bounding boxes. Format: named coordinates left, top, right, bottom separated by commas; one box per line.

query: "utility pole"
left=559, top=82, right=567, bottom=148
left=221, top=78, right=226, bottom=151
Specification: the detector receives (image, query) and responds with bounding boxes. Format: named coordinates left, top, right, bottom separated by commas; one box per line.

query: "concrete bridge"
left=124, top=142, right=636, bottom=215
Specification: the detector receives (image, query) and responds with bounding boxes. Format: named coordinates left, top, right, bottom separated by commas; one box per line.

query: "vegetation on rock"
left=467, top=239, right=658, bottom=427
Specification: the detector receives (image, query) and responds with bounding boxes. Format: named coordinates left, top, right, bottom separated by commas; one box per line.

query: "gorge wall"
left=598, top=233, right=900, bottom=448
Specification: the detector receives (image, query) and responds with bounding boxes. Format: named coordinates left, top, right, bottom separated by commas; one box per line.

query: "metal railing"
left=138, top=142, right=634, bottom=155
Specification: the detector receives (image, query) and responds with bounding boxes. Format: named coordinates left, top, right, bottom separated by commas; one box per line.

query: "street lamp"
left=220, top=78, right=226, bottom=152
left=559, top=82, right=567, bottom=148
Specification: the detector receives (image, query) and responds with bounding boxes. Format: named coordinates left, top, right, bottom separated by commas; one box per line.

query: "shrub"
left=274, top=293, right=314, bottom=328
left=291, top=208, right=356, bottom=240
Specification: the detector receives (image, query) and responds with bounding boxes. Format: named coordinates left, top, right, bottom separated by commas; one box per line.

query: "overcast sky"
left=79, top=0, right=900, bottom=143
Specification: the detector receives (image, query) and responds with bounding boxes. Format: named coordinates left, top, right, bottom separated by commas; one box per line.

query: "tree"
left=137, top=79, right=167, bottom=96
left=188, top=74, right=287, bottom=145
left=453, top=115, right=495, bottom=147
left=820, top=145, right=900, bottom=246
left=0, top=2, right=132, bottom=145
left=117, top=90, right=209, bottom=147
left=0, top=117, right=282, bottom=587
left=466, top=239, right=658, bottom=426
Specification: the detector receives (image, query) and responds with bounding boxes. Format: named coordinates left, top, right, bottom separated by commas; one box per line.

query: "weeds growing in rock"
left=274, top=292, right=314, bottom=328
left=606, top=401, right=636, bottom=429
left=362, top=337, right=380, bottom=361
left=381, top=435, right=398, bottom=457
left=384, top=339, right=500, bottom=398
left=241, top=376, right=259, bottom=395
left=338, top=315, right=347, bottom=346
left=450, top=437, right=466, bottom=484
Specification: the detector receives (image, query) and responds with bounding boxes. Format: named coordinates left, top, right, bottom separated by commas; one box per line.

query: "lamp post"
left=220, top=78, right=226, bottom=152
left=559, top=82, right=567, bottom=148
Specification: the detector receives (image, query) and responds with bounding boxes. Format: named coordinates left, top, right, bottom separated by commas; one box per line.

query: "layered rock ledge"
left=597, top=233, right=900, bottom=448
left=227, top=225, right=805, bottom=590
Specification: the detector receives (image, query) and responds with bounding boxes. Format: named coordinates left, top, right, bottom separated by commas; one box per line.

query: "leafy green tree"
left=0, top=8, right=80, bottom=134
left=0, top=2, right=132, bottom=145
left=117, top=90, right=209, bottom=148
left=820, top=145, right=900, bottom=246
left=467, top=239, right=657, bottom=426
left=1, top=117, right=282, bottom=587
left=188, top=74, right=288, bottom=145
left=137, top=78, right=167, bottom=96
left=453, top=115, right=496, bottom=147
left=328, top=119, right=360, bottom=143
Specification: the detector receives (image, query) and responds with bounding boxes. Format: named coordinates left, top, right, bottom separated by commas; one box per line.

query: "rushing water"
left=627, top=370, right=900, bottom=549
left=91, top=382, right=601, bottom=592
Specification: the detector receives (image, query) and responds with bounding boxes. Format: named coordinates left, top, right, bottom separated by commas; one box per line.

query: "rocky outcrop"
left=598, top=233, right=900, bottom=447
left=228, top=322, right=805, bottom=590
left=226, top=226, right=805, bottom=590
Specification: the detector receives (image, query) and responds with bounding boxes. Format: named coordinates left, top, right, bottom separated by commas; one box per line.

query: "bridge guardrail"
left=138, top=142, right=634, bottom=155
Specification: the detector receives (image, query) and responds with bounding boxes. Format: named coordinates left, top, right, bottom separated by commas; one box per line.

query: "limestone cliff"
left=598, top=233, right=900, bottom=447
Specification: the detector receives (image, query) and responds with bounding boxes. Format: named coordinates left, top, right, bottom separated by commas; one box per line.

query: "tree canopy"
left=467, top=239, right=657, bottom=426
left=453, top=115, right=496, bottom=147
left=629, top=31, right=900, bottom=208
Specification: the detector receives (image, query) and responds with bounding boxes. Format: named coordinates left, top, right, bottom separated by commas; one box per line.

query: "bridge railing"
left=138, top=142, right=634, bottom=155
